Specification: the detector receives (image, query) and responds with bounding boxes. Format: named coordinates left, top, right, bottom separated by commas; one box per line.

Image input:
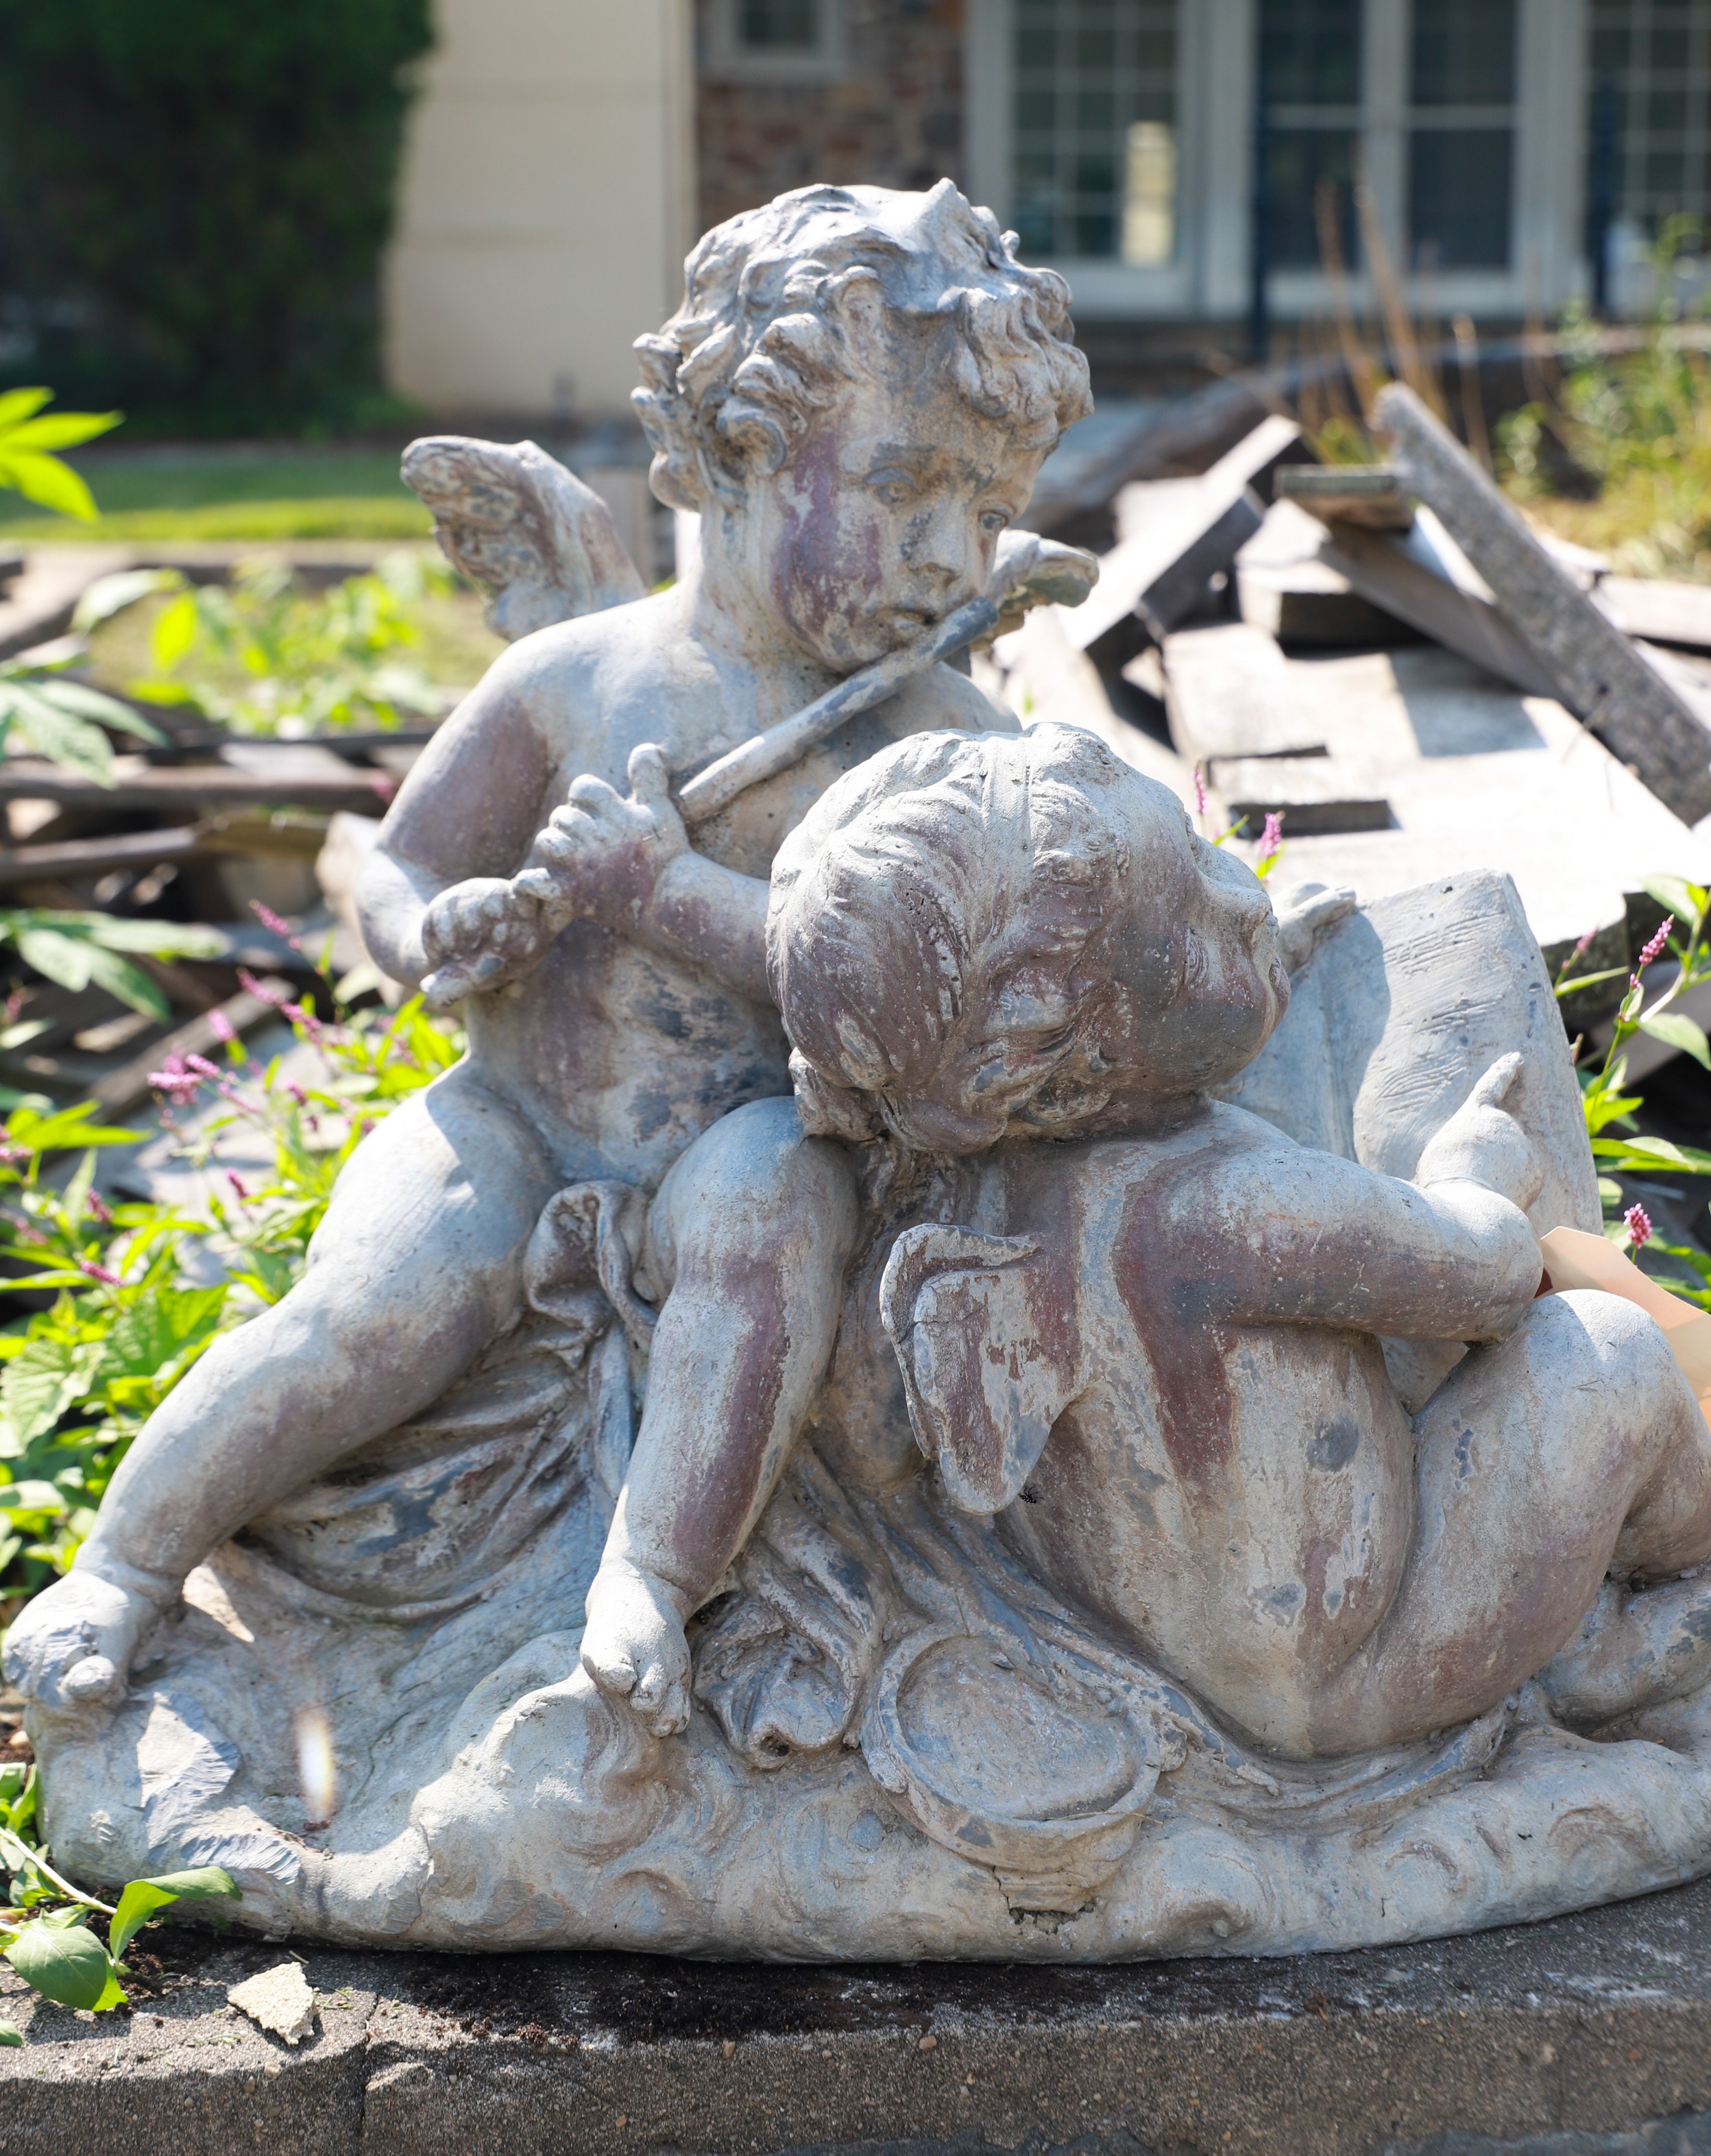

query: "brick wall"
left=694, top=0, right=966, bottom=241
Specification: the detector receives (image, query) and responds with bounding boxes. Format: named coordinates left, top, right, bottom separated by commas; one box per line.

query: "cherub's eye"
left=980, top=508, right=1010, bottom=535
left=868, top=474, right=914, bottom=506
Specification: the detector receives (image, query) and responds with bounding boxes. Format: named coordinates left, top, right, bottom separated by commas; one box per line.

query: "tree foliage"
left=0, top=0, right=434, bottom=432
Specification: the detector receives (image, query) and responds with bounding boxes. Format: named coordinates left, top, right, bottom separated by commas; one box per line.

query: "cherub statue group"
left=12, top=183, right=1711, bottom=1960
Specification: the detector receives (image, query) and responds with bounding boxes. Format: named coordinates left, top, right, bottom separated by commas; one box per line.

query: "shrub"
left=0, top=0, right=435, bottom=434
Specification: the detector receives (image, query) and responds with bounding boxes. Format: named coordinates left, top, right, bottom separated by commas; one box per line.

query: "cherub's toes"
left=636, top=1667, right=691, bottom=1738
left=580, top=1639, right=639, bottom=1697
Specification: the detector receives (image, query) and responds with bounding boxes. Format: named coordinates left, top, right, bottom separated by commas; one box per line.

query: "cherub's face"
left=750, top=338, right=1052, bottom=672
left=1087, top=778, right=1288, bottom=1116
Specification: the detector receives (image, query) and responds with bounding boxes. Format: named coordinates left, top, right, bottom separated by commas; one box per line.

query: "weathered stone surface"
left=228, top=1960, right=317, bottom=2044
left=5, top=1881, right=1711, bottom=2152
left=1375, top=382, right=1711, bottom=822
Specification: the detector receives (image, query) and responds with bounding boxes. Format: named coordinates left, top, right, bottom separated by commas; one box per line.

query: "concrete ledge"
left=5, top=1878, right=1711, bottom=2153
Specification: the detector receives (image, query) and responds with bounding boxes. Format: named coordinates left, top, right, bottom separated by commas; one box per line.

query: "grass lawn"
left=0, top=446, right=432, bottom=541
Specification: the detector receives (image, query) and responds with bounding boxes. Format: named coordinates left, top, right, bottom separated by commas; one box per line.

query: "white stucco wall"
left=384, top=0, right=694, bottom=419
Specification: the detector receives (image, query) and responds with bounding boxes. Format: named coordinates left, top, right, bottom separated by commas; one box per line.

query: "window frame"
left=703, top=0, right=848, bottom=86
left=964, top=0, right=1586, bottom=321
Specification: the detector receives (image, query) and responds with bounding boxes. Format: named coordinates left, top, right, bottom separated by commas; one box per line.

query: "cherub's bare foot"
left=581, top=1560, right=692, bottom=1737
left=2, top=1561, right=174, bottom=1713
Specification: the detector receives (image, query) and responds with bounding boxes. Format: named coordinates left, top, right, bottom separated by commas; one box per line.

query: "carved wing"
left=400, top=435, right=646, bottom=641
left=879, top=1224, right=1081, bottom=1516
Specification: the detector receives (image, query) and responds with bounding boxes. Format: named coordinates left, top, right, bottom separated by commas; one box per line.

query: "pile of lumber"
left=991, top=382, right=1711, bottom=1036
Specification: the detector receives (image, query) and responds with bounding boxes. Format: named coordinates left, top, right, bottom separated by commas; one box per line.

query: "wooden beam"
left=1375, top=382, right=1711, bottom=824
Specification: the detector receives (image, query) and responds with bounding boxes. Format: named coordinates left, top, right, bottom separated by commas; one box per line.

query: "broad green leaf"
left=59, top=1149, right=96, bottom=1235
left=78, top=946, right=169, bottom=1025
left=101, top=1286, right=226, bottom=1382
left=110, top=1867, right=238, bottom=1962
left=0, top=389, right=51, bottom=432
left=0, top=413, right=120, bottom=455
left=149, top=593, right=199, bottom=671
left=0, top=454, right=97, bottom=522
left=4, top=1913, right=112, bottom=2009
left=1638, top=874, right=1705, bottom=926
left=80, top=918, right=226, bottom=959
left=0, top=687, right=113, bottom=785
left=0, top=2020, right=22, bottom=2046
left=71, top=568, right=184, bottom=637
left=32, top=681, right=165, bottom=746
left=5, top=1102, right=143, bottom=1152
left=0, top=1338, right=104, bottom=1456
left=1639, top=1010, right=1711, bottom=1068
left=12, top=928, right=97, bottom=995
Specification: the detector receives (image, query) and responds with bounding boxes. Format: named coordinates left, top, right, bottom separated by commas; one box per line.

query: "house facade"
left=385, top=0, right=1711, bottom=419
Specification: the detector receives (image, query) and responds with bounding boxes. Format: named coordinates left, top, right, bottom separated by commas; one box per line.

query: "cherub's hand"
left=581, top=1556, right=692, bottom=1737
left=1416, top=1053, right=1546, bottom=1212
left=514, top=744, right=688, bottom=931
left=3, top=1566, right=165, bottom=1713
left=420, top=876, right=554, bottom=1009
left=1272, top=882, right=1358, bottom=973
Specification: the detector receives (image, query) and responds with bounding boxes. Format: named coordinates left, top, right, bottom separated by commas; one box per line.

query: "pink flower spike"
left=287, top=1082, right=308, bottom=1107
left=1256, top=811, right=1284, bottom=865
left=1192, top=763, right=1207, bottom=819
left=226, top=1171, right=250, bottom=1203
left=249, top=901, right=303, bottom=953
left=207, top=1007, right=237, bottom=1046
left=77, top=1258, right=120, bottom=1287
left=147, top=1055, right=203, bottom=1106
left=185, top=1053, right=222, bottom=1081
left=1572, top=928, right=1595, bottom=959
left=86, top=1188, right=112, bottom=1227
left=282, top=1001, right=323, bottom=1041
left=237, top=968, right=290, bottom=1009
left=1625, top=1202, right=1653, bottom=1252
left=1638, top=916, right=1675, bottom=970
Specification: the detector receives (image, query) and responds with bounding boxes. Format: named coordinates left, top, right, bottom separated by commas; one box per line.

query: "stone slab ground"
left=1, top=1878, right=1710, bottom=2153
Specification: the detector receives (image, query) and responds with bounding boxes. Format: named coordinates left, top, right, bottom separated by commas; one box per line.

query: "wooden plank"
left=1314, top=514, right=1557, bottom=697
left=0, top=761, right=395, bottom=813
left=1274, top=465, right=1413, bottom=528
left=1068, top=415, right=1302, bottom=652
left=1597, top=576, right=1711, bottom=653
left=0, top=826, right=202, bottom=890
left=1375, top=381, right=1711, bottom=823
left=1160, top=622, right=1328, bottom=763
left=1209, top=756, right=1393, bottom=836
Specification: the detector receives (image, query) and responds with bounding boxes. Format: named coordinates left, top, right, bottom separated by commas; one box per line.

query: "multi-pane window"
left=738, top=0, right=819, bottom=47
left=1260, top=0, right=1363, bottom=268
left=1590, top=0, right=1711, bottom=237
left=1408, top=0, right=1518, bottom=268
left=1010, top=0, right=1179, bottom=262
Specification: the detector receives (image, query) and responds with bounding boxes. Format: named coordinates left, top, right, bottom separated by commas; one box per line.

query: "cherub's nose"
left=903, top=505, right=977, bottom=594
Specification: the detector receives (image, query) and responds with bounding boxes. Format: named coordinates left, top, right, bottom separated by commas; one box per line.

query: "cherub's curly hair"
left=633, top=180, right=1093, bottom=512
left=765, top=726, right=1143, bottom=1155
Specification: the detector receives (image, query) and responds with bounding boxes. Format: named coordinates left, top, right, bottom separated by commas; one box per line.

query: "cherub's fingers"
left=646, top=1679, right=691, bottom=1739
left=1471, top=1051, right=1525, bottom=1108
left=581, top=1638, right=639, bottom=1698
left=566, top=774, right=622, bottom=811
left=627, top=742, right=672, bottom=803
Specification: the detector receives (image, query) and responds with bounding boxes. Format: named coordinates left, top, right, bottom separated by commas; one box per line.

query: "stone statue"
left=12, top=183, right=1711, bottom=1963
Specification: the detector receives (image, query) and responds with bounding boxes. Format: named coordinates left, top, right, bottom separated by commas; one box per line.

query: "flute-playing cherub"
left=4, top=182, right=1098, bottom=1710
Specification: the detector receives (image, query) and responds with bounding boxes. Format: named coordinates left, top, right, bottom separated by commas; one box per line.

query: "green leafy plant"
left=0, top=913, right=228, bottom=1027
left=0, top=389, right=121, bottom=522
left=101, top=552, right=452, bottom=735
left=1557, top=873, right=1711, bottom=1305
left=0, top=641, right=166, bottom=786
left=0, top=954, right=461, bottom=1597
left=0, top=1759, right=238, bottom=2024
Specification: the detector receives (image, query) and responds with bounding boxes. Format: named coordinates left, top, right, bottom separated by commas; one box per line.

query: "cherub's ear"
left=879, top=1225, right=1081, bottom=1516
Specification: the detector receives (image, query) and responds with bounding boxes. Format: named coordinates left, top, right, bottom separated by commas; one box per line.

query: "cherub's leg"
left=581, top=1098, right=858, bottom=1736
left=7, top=1066, right=557, bottom=1708
left=1312, top=1290, right=1711, bottom=1754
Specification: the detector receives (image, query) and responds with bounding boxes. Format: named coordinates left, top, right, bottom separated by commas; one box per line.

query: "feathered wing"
left=400, top=435, right=646, bottom=641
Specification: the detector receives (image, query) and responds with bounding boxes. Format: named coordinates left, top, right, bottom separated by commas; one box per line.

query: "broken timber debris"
left=1066, top=415, right=1302, bottom=653
left=1274, top=465, right=1413, bottom=529
left=1161, top=622, right=1328, bottom=765
left=1374, top=380, right=1711, bottom=824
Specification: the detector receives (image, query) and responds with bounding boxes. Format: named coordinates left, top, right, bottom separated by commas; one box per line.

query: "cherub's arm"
left=358, top=642, right=559, bottom=991
left=581, top=1096, right=860, bottom=1732
left=1137, top=1058, right=1545, bottom=1344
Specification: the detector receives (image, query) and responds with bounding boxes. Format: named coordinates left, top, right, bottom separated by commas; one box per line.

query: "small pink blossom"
left=282, top=1000, right=324, bottom=1042
left=207, top=1007, right=237, bottom=1047
left=1255, top=811, right=1284, bottom=865
left=1193, top=763, right=1207, bottom=819
left=1625, top=1202, right=1653, bottom=1252
left=77, top=1258, right=120, bottom=1287
left=0, top=1141, right=31, bottom=1168
left=1571, top=928, right=1595, bottom=959
left=1638, top=916, right=1674, bottom=970
left=147, top=1055, right=204, bottom=1106
left=85, top=1189, right=112, bottom=1227
left=226, top=1172, right=250, bottom=1204
left=286, top=1083, right=308, bottom=1107
left=369, top=773, right=397, bottom=804
left=249, top=901, right=302, bottom=952
left=237, top=968, right=289, bottom=1009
